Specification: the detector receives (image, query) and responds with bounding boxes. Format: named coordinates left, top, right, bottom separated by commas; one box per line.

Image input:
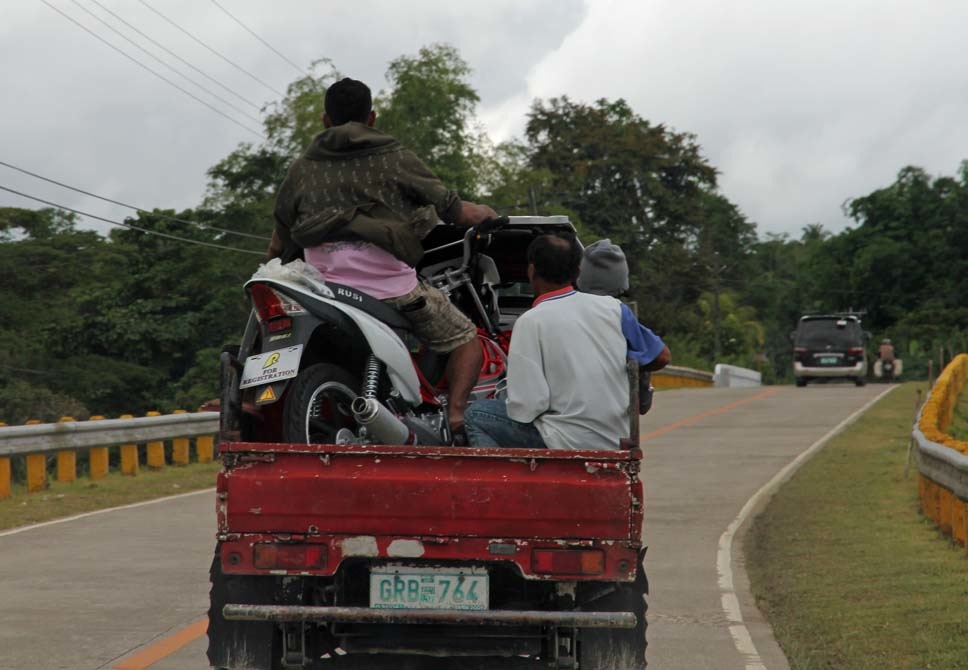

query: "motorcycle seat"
left=322, top=282, right=413, bottom=331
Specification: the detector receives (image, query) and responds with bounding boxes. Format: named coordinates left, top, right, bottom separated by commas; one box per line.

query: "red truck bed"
left=217, top=442, right=644, bottom=582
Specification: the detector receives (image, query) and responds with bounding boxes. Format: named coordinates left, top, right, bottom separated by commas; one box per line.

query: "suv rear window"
left=796, top=319, right=863, bottom=349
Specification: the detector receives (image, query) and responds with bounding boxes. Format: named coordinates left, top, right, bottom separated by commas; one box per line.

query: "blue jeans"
left=464, top=399, right=547, bottom=448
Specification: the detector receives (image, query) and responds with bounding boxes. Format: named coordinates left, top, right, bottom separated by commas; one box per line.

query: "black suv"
left=792, top=315, right=869, bottom=387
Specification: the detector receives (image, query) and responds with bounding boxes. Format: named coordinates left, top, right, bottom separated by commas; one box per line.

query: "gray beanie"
left=577, top=238, right=629, bottom=297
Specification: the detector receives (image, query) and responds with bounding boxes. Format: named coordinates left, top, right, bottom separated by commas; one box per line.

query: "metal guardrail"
left=653, top=365, right=714, bottom=389
left=0, top=413, right=218, bottom=457
left=0, top=412, right=219, bottom=498
left=912, top=353, right=968, bottom=547
left=913, top=423, right=968, bottom=500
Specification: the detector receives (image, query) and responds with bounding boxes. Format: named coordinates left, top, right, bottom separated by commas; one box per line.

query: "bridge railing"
left=0, top=412, right=218, bottom=499
left=653, top=365, right=714, bottom=388
left=913, top=353, right=968, bottom=549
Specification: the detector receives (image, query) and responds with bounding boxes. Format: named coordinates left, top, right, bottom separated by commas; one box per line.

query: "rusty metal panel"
left=220, top=447, right=635, bottom=540
left=217, top=534, right=641, bottom=582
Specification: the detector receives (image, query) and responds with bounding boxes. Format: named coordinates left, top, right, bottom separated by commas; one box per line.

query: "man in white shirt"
left=464, top=234, right=670, bottom=450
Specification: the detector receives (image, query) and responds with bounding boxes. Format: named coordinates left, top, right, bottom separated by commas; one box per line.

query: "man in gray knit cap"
left=578, top=239, right=666, bottom=415
left=577, top=238, right=629, bottom=297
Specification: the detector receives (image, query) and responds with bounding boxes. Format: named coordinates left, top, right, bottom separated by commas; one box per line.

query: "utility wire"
left=208, top=0, right=308, bottom=77
left=0, top=159, right=271, bottom=241
left=68, top=0, right=264, bottom=126
left=40, top=0, right=264, bottom=139
left=137, top=0, right=285, bottom=97
left=88, top=0, right=263, bottom=111
left=0, top=184, right=264, bottom=256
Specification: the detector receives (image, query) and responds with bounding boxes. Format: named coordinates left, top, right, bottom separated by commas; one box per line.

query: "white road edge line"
left=0, top=487, right=215, bottom=538
left=716, top=384, right=898, bottom=670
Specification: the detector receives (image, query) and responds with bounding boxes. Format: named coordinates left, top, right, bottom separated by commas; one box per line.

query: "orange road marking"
left=114, top=617, right=208, bottom=670
left=640, top=387, right=782, bottom=442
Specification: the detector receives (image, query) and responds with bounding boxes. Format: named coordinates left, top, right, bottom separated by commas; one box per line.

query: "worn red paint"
left=217, top=442, right=644, bottom=582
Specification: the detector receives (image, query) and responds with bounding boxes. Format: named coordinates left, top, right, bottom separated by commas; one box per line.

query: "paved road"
left=0, top=384, right=888, bottom=670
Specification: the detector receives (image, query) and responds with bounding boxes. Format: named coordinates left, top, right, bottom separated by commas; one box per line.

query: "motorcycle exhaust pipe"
left=351, top=397, right=417, bottom=445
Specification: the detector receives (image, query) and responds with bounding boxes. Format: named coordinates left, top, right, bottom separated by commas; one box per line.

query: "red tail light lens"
left=848, top=347, right=865, bottom=355
left=793, top=347, right=807, bottom=362
left=533, top=549, right=605, bottom=575
left=249, top=284, right=305, bottom=322
left=253, top=543, right=326, bottom=570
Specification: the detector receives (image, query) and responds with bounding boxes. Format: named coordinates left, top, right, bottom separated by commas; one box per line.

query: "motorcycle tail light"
left=532, top=549, right=604, bottom=575
left=250, top=284, right=306, bottom=322
left=253, top=543, right=326, bottom=570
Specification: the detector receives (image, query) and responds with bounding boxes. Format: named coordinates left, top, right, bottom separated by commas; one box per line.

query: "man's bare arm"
left=643, top=345, right=671, bottom=372
left=455, top=201, right=498, bottom=227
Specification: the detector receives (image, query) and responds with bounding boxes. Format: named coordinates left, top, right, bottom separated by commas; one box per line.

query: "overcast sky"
left=3, top=0, right=968, bottom=241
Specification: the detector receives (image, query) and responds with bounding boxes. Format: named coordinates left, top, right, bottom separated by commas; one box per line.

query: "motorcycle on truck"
left=209, top=216, right=649, bottom=669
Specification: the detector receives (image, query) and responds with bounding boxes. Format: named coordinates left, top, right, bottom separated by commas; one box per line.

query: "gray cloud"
left=0, top=0, right=584, bottom=235
left=3, top=0, right=965, bottom=241
left=519, top=0, right=968, bottom=235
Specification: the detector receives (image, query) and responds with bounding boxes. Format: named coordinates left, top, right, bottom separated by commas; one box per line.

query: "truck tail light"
left=253, top=543, right=326, bottom=570
left=532, top=549, right=604, bottom=575
left=249, top=283, right=306, bottom=323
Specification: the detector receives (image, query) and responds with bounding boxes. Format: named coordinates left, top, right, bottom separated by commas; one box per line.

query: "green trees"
left=3, top=43, right=966, bottom=423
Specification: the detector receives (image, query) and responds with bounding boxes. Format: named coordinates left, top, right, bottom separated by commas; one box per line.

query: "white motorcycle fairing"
left=243, top=277, right=422, bottom=406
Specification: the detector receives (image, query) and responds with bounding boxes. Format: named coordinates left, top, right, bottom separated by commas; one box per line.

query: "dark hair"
left=527, top=233, right=582, bottom=284
left=324, top=78, right=372, bottom=125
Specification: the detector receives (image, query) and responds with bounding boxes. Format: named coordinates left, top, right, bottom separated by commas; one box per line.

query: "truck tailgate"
left=219, top=443, right=639, bottom=541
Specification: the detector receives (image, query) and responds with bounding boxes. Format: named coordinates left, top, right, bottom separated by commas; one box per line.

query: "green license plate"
left=369, top=565, right=488, bottom=610
left=819, top=356, right=839, bottom=365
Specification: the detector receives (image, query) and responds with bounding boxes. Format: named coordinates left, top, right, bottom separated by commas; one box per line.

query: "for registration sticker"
left=239, top=345, right=303, bottom=389
left=370, top=565, right=488, bottom=611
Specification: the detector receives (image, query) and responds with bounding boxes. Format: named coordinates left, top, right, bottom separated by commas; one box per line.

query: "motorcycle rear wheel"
left=283, top=363, right=360, bottom=444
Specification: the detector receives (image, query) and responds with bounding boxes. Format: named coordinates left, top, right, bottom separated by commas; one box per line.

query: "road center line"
left=640, top=387, right=782, bottom=442
left=716, top=384, right=897, bottom=670
left=113, top=617, right=208, bottom=670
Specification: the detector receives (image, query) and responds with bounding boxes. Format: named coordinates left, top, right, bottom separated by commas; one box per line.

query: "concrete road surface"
left=0, top=384, right=889, bottom=670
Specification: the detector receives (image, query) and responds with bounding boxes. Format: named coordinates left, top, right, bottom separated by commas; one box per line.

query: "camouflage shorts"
left=383, top=282, right=477, bottom=353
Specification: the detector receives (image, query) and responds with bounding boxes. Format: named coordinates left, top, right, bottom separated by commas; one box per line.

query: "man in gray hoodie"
left=268, top=78, right=496, bottom=431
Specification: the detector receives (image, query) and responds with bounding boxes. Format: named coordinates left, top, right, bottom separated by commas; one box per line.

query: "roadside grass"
left=0, top=461, right=219, bottom=532
left=746, top=381, right=968, bottom=670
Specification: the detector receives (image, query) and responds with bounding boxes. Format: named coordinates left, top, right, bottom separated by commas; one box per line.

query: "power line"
left=39, top=0, right=263, bottom=139
left=137, top=0, right=285, bottom=97
left=209, top=0, right=308, bottom=77
left=88, top=0, right=264, bottom=111
left=0, top=184, right=264, bottom=256
left=68, top=0, right=264, bottom=127
left=0, top=159, right=271, bottom=241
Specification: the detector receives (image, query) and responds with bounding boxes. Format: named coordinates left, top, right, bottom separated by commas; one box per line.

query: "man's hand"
left=456, top=201, right=498, bottom=227
left=265, top=229, right=284, bottom=261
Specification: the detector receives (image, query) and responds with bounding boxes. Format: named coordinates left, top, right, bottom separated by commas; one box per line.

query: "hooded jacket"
left=273, top=122, right=462, bottom=266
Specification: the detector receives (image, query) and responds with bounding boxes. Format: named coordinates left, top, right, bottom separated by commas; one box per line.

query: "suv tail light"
left=249, top=283, right=306, bottom=323
left=793, top=347, right=807, bottom=362
left=848, top=347, right=865, bottom=355
left=533, top=549, right=604, bottom=575
left=253, top=543, right=326, bottom=570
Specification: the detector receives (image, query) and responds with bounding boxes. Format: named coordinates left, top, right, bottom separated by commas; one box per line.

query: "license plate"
left=239, top=345, right=303, bottom=389
left=819, top=356, right=840, bottom=365
left=370, top=565, right=489, bottom=610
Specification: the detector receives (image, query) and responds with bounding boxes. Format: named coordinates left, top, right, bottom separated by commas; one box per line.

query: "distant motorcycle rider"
left=267, top=77, right=497, bottom=432
left=878, top=338, right=895, bottom=362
